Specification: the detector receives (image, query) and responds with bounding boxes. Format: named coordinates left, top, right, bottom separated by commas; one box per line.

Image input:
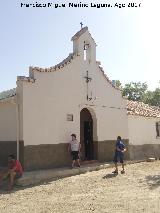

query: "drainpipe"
left=16, top=95, right=20, bottom=161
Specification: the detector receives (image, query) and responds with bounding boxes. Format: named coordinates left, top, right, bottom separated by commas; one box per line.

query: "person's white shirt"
left=70, top=139, right=80, bottom=151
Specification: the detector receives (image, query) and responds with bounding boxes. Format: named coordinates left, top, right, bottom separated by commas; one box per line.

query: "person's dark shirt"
left=115, top=140, right=125, bottom=155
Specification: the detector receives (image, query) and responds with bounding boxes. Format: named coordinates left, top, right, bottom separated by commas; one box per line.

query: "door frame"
left=80, top=108, right=94, bottom=160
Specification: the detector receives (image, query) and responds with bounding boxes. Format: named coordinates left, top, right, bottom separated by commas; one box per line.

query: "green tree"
left=143, top=90, right=154, bottom=105
left=144, top=88, right=160, bottom=106
left=113, top=80, right=160, bottom=106
left=122, top=82, right=148, bottom=101
left=153, top=88, right=160, bottom=106
left=115, top=80, right=122, bottom=88
left=112, top=80, right=122, bottom=88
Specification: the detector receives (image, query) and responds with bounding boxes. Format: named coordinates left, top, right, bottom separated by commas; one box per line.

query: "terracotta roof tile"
left=127, top=100, right=160, bottom=118
left=0, top=88, right=16, bottom=100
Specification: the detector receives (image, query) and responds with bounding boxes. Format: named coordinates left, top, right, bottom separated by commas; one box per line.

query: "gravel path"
left=1, top=161, right=160, bottom=213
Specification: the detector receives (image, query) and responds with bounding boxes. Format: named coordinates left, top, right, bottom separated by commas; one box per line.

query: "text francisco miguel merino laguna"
left=21, top=2, right=141, bottom=8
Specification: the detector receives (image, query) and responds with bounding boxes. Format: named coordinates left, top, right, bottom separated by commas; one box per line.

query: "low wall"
left=129, top=144, right=160, bottom=160
left=24, top=143, right=72, bottom=171
left=3, top=141, right=160, bottom=170
left=23, top=140, right=130, bottom=171
left=97, top=139, right=130, bottom=162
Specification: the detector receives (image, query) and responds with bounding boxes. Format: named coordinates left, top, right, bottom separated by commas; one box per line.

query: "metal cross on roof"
left=80, top=22, right=83, bottom=29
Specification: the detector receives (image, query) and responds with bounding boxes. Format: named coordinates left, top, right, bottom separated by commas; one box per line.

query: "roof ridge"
left=71, top=26, right=88, bottom=41
left=71, top=26, right=97, bottom=45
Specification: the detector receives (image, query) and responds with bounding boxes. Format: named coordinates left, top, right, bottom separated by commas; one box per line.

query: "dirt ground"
left=1, top=161, right=160, bottom=213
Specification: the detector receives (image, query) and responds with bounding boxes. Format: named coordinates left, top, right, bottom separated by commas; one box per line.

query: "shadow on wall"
left=145, top=175, right=160, bottom=190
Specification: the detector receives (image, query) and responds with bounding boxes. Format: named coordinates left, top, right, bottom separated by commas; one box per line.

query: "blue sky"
left=0, top=0, right=159, bottom=92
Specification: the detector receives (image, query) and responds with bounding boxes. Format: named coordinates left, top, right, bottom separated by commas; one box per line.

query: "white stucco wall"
left=0, top=100, right=17, bottom=141
left=128, top=115, right=160, bottom=145
left=17, top=29, right=128, bottom=146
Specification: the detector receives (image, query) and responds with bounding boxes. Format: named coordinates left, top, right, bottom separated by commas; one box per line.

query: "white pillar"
left=16, top=95, right=20, bottom=160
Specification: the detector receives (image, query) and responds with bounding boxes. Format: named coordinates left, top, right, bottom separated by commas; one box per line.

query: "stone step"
left=16, top=160, right=146, bottom=187
left=16, top=163, right=112, bottom=187
left=81, top=160, right=98, bottom=165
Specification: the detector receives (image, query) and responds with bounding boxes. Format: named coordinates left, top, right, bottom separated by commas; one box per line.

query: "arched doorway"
left=80, top=108, right=94, bottom=160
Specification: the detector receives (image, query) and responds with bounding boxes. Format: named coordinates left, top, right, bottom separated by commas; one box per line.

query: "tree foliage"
left=122, top=82, right=148, bottom=102
left=113, top=80, right=160, bottom=107
left=113, top=80, right=122, bottom=89
left=144, top=88, right=160, bottom=106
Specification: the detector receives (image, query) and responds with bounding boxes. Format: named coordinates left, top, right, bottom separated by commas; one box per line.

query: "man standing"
left=112, top=136, right=126, bottom=174
left=68, top=134, right=81, bottom=168
left=0, top=154, right=23, bottom=191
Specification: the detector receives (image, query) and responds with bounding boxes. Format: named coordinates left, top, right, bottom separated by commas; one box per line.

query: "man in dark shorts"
left=112, top=136, right=126, bottom=174
left=0, top=154, right=23, bottom=191
left=68, top=134, right=81, bottom=168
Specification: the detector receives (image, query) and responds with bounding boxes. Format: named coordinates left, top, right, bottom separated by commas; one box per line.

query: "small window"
left=84, top=43, right=89, bottom=61
left=156, top=122, right=160, bottom=137
left=84, top=49, right=87, bottom=60
left=67, top=114, right=73, bottom=121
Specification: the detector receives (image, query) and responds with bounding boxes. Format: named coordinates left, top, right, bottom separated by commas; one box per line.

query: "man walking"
left=112, top=136, right=126, bottom=174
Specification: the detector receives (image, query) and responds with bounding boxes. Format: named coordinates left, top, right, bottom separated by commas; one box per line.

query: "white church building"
left=0, top=27, right=159, bottom=170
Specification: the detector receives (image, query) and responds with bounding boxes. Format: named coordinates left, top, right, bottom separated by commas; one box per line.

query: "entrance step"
left=16, top=162, right=112, bottom=187
left=81, top=160, right=98, bottom=165
left=16, top=160, right=146, bottom=187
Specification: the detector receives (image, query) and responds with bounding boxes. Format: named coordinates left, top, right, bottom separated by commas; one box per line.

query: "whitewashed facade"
left=0, top=27, right=129, bottom=170
left=127, top=100, right=160, bottom=160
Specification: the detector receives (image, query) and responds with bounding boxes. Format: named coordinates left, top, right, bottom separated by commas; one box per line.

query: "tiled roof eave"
left=0, top=95, right=16, bottom=104
left=17, top=76, right=36, bottom=83
left=32, top=53, right=78, bottom=73
left=0, top=88, right=16, bottom=102
left=98, top=64, right=122, bottom=91
left=127, top=112, right=160, bottom=118
left=127, top=100, right=160, bottom=118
